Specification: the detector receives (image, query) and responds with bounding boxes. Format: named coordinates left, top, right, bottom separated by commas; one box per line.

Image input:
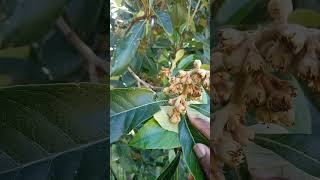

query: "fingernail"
left=193, top=144, right=206, bottom=158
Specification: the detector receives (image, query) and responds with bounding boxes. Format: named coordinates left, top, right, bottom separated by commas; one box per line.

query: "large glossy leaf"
left=0, top=83, right=108, bottom=179
left=156, top=11, right=173, bottom=36
left=189, top=104, right=210, bottom=118
left=129, top=119, right=180, bottom=149
left=110, top=88, right=165, bottom=143
left=179, top=116, right=205, bottom=180
left=156, top=151, right=181, bottom=180
left=111, top=21, right=146, bottom=76
left=0, top=0, right=70, bottom=49
left=154, top=106, right=179, bottom=133
left=246, top=142, right=318, bottom=180
left=254, top=134, right=320, bottom=178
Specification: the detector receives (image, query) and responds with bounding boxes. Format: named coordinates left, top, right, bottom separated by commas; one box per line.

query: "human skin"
left=187, top=114, right=211, bottom=179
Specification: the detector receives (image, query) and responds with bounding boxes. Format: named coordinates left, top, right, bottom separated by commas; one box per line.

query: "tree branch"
left=127, top=67, right=157, bottom=93
left=56, top=16, right=109, bottom=82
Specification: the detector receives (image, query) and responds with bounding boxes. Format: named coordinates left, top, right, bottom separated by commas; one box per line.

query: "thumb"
left=193, top=143, right=210, bottom=179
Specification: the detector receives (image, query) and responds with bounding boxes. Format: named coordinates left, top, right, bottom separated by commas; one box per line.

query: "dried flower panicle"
left=159, top=67, right=171, bottom=79
left=211, top=0, right=320, bottom=178
left=163, top=60, right=210, bottom=123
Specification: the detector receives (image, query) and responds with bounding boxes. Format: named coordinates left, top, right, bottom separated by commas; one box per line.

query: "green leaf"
left=110, top=88, right=165, bottom=143
left=176, top=54, right=198, bottom=70
left=129, top=119, right=180, bottom=149
left=111, top=21, right=146, bottom=76
left=154, top=106, right=179, bottom=133
left=0, top=0, right=70, bottom=49
left=179, top=116, right=205, bottom=180
left=0, top=83, right=108, bottom=179
left=254, top=134, right=320, bottom=178
left=156, top=11, right=174, bottom=36
left=156, top=151, right=181, bottom=180
left=189, top=104, right=209, bottom=117
left=188, top=120, right=209, bottom=146
left=288, top=9, right=320, bottom=28
left=188, top=105, right=210, bottom=118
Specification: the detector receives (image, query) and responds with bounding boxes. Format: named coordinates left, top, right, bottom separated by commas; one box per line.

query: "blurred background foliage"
left=0, top=0, right=108, bottom=179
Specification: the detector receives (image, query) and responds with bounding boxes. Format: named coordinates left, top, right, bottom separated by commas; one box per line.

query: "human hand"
left=187, top=113, right=211, bottom=179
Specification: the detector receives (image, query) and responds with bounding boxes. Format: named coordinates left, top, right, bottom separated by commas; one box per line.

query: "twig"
left=127, top=67, right=156, bottom=93
left=56, top=16, right=108, bottom=82
left=126, top=15, right=147, bottom=33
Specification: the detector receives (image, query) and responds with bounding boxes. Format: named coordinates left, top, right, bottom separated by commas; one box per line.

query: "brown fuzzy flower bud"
left=280, top=24, right=306, bottom=54
left=244, top=79, right=266, bottom=106
left=203, top=76, right=210, bottom=90
left=193, top=59, right=202, bottom=69
left=213, top=104, right=247, bottom=151
left=268, top=0, right=293, bottom=24
left=256, top=107, right=295, bottom=127
left=277, top=108, right=295, bottom=127
left=174, top=96, right=187, bottom=113
left=160, top=67, right=171, bottom=78
left=266, top=91, right=293, bottom=112
left=218, top=28, right=245, bottom=49
left=168, top=98, right=176, bottom=105
left=168, top=108, right=181, bottom=124
left=308, top=79, right=320, bottom=92
left=243, top=49, right=265, bottom=73
left=178, top=70, right=187, bottom=77
left=163, top=87, right=170, bottom=94
left=212, top=52, right=225, bottom=72
left=215, top=82, right=233, bottom=103
left=215, top=133, right=244, bottom=168
left=265, top=42, right=293, bottom=72
left=188, top=85, right=202, bottom=100
left=261, top=75, right=297, bottom=112
left=224, top=44, right=248, bottom=73
left=212, top=72, right=230, bottom=84
left=256, top=106, right=278, bottom=125
left=191, top=72, right=203, bottom=84
left=212, top=86, right=220, bottom=105
left=297, top=47, right=319, bottom=80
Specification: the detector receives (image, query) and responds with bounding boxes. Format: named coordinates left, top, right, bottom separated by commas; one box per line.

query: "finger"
left=193, top=143, right=211, bottom=179
left=188, top=174, right=195, bottom=180
left=188, top=113, right=210, bottom=139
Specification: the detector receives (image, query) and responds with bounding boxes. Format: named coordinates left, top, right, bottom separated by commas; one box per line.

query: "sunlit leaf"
left=110, top=88, right=165, bottom=143
left=129, top=119, right=180, bottom=149
left=156, top=151, right=181, bottom=180
left=156, top=11, right=173, bottom=35
left=111, top=21, right=146, bottom=76
left=179, top=116, right=205, bottom=180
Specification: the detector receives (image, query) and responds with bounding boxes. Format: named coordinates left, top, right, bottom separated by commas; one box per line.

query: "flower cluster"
left=163, top=60, right=210, bottom=124
left=212, top=0, right=320, bottom=179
